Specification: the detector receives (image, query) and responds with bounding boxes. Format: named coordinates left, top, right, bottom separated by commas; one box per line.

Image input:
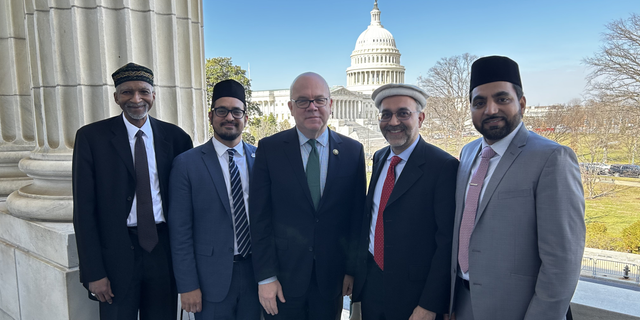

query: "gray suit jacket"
left=449, top=124, right=585, bottom=320
left=168, top=139, right=256, bottom=302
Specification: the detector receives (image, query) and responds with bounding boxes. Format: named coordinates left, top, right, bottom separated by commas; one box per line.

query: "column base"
left=6, top=155, right=72, bottom=222
left=0, top=149, right=33, bottom=199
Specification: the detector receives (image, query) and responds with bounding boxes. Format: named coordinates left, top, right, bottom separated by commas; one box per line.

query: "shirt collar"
left=481, top=121, right=523, bottom=157
left=386, top=134, right=420, bottom=163
left=122, top=113, right=153, bottom=142
left=211, top=136, right=244, bottom=158
left=297, top=127, right=329, bottom=148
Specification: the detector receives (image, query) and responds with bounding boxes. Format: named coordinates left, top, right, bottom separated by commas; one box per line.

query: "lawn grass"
left=585, top=182, right=640, bottom=235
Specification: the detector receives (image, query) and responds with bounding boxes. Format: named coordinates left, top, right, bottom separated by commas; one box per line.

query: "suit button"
left=131, top=246, right=134, bottom=250
left=228, top=248, right=233, bottom=252
left=127, top=196, right=132, bottom=201
left=315, top=219, right=319, bottom=223
left=308, top=247, right=313, bottom=252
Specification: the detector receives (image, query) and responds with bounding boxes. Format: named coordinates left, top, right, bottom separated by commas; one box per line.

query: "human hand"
left=180, top=289, right=202, bottom=313
left=342, top=274, right=354, bottom=296
left=88, top=277, right=114, bottom=304
left=408, top=305, right=436, bottom=320
left=259, top=280, right=285, bottom=315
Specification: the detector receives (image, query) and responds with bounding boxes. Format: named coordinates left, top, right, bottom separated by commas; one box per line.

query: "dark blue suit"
left=250, top=128, right=366, bottom=318
left=168, top=139, right=258, bottom=317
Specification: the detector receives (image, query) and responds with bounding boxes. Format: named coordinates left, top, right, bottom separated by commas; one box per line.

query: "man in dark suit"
left=250, top=72, right=366, bottom=319
left=352, top=84, right=458, bottom=320
left=168, top=79, right=260, bottom=319
left=449, top=56, right=585, bottom=320
left=72, top=62, right=193, bottom=320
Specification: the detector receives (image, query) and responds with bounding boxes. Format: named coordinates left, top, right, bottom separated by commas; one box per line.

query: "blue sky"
left=203, top=0, right=638, bottom=106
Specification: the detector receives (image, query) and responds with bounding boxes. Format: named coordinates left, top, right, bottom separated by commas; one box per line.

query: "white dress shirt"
left=369, top=135, right=420, bottom=255
left=460, top=122, right=523, bottom=280
left=123, top=113, right=165, bottom=226
left=211, top=137, right=250, bottom=255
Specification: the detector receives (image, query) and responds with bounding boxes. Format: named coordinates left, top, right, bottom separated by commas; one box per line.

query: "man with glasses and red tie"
left=351, top=84, right=458, bottom=320
left=168, top=79, right=260, bottom=319
left=250, top=72, right=366, bottom=319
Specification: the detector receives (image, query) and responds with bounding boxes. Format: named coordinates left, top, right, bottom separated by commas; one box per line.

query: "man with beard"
left=73, top=62, right=193, bottom=320
left=448, top=56, right=585, bottom=320
left=351, top=84, right=458, bottom=320
left=168, top=79, right=260, bottom=319
left=250, top=72, right=366, bottom=319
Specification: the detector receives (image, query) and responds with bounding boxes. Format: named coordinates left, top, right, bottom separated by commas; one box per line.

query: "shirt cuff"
left=258, top=276, right=278, bottom=285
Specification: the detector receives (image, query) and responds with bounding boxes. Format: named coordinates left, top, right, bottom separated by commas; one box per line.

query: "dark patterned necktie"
left=306, top=139, right=321, bottom=209
left=228, top=149, right=250, bottom=257
left=135, top=130, right=158, bottom=252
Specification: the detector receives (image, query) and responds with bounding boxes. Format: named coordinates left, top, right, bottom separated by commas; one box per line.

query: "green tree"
left=586, top=222, right=624, bottom=251
left=205, top=57, right=262, bottom=116
left=622, top=220, right=640, bottom=253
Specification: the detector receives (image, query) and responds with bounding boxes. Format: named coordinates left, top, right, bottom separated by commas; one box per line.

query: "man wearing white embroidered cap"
left=353, top=83, right=458, bottom=320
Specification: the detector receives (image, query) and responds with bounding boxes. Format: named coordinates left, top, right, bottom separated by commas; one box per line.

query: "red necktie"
left=458, top=146, right=496, bottom=273
left=374, top=155, right=402, bottom=270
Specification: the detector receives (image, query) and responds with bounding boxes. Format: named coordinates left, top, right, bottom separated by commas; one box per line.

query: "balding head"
left=288, top=72, right=333, bottom=139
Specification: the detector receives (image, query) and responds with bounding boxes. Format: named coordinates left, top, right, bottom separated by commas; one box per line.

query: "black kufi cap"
left=112, top=62, right=154, bottom=87
left=469, top=56, right=522, bottom=93
left=212, top=79, right=246, bottom=108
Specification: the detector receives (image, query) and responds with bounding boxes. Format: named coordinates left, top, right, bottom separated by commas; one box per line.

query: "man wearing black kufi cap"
left=448, top=56, right=585, bottom=320
left=73, top=62, right=193, bottom=320
left=168, top=79, right=260, bottom=319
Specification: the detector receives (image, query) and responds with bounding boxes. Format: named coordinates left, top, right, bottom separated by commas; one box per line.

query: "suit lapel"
left=318, top=130, right=342, bottom=212
left=243, top=141, right=256, bottom=173
left=110, top=115, right=135, bottom=179
left=475, top=125, right=528, bottom=223
left=201, top=140, right=233, bottom=219
left=366, top=147, right=390, bottom=214
left=282, top=128, right=314, bottom=208
left=385, top=137, right=426, bottom=209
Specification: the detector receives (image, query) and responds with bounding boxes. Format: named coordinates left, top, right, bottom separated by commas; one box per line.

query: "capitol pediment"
left=331, top=86, right=360, bottom=97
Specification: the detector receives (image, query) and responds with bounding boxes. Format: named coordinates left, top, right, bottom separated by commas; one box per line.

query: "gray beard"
left=126, top=105, right=149, bottom=120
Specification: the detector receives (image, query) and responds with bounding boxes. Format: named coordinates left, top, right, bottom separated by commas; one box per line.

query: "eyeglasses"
left=291, top=98, right=329, bottom=109
left=378, top=110, right=415, bottom=122
left=212, top=108, right=246, bottom=119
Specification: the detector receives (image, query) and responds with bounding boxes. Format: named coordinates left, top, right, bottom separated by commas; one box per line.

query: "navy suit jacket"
left=250, top=128, right=366, bottom=298
left=353, top=136, right=458, bottom=316
left=168, top=139, right=257, bottom=302
left=73, top=115, right=193, bottom=297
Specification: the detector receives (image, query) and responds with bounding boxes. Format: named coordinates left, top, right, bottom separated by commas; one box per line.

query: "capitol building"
left=252, top=0, right=405, bottom=124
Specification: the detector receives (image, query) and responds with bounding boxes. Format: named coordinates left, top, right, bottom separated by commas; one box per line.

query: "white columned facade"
left=0, top=1, right=206, bottom=319
left=0, top=1, right=35, bottom=201
left=7, top=0, right=207, bottom=222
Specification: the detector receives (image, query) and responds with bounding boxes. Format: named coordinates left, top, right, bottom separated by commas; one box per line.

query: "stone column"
left=7, top=0, right=207, bottom=222
left=0, top=0, right=35, bottom=201
left=0, top=1, right=206, bottom=319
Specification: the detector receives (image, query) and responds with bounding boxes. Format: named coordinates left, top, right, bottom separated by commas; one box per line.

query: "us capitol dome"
left=346, top=0, right=405, bottom=94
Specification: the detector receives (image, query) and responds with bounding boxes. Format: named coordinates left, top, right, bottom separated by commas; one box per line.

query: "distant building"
left=252, top=0, right=405, bottom=123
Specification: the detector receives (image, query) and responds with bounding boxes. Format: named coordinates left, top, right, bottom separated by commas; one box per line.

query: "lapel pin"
left=333, top=149, right=339, bottom=155
left=251, top=153, right=256, bottom=158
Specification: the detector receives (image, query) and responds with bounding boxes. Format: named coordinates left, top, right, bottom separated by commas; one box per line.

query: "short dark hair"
left=512, top=84, right=523, bottom=100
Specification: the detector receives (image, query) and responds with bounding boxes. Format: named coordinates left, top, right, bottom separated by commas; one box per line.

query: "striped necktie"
left=228, top=148, right=250, bottom=257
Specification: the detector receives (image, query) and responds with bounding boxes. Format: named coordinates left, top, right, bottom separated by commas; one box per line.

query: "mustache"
left=482, top=116, right=505, bottom=124
left=384, top=124, right=406, bottom=132
left=220, top=120, right=237, bottom=126
left=125, top=102, right=148, bottom=108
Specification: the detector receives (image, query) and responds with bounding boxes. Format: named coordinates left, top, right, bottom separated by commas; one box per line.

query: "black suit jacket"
left=72, top=114, right=192, bottom=297
left=353, top=136, right=458, bottom=317
left=250, top=128, right=366, bottom=298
